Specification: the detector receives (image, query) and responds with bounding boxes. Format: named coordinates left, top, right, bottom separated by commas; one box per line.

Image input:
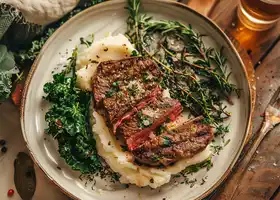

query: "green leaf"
left=1, top=51, right=16, bottom=72
left=0, top=45, right=16, bottom=72
left=0, top=73, right=12, bottom=101
left=0, top=45, right=7, bottom=64
left=0, top=45, right=17, bottom=101
left=44, top=62, right=102, bottom=174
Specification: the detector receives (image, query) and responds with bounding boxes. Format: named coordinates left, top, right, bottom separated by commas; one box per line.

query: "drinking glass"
left=238, top=0, right=280, bottom=31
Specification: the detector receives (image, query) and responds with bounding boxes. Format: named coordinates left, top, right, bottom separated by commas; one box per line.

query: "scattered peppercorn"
left=1, top=146, right=7, bottom=153
left=7, top=189, right=14, bottom=197
left=0, top=139, right=6, bottom=146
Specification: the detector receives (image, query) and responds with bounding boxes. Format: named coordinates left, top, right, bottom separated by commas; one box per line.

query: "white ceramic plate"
left=21, top=1, right=252, bottom=200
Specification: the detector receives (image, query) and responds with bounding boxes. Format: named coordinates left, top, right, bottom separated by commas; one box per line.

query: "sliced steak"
left=92, top=57, right=212, bottom=168
left=117, top=97, right=183, bottom=150
left=132, top=117, right=214, bottom=166
left=92, top=57, right=161, bottom=106
left=110, top=86, right=162, bottom=133
left=104, top=84, right=162, bottom=132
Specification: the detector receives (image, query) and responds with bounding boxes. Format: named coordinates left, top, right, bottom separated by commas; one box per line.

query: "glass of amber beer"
left=238, top=0, right=280, bottom=31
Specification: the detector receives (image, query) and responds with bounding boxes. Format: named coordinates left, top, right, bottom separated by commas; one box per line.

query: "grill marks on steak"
left=112, top=86, right=162, bottom=133
left=118, top=98, right=182, bottom=150
left=104, top=84, right=162, bottom=131
left=132, top=117, right=214, bottom=166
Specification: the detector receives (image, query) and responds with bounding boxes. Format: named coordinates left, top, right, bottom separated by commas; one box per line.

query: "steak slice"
left=103, top=84, right=162, bottom=131
left=110, top=86, right=162, bottom=133
left=117, top=97, right=183, bottom=150
left=132, top=117, right=214, bottom=166
left=92, top=57, right=161, bottom=106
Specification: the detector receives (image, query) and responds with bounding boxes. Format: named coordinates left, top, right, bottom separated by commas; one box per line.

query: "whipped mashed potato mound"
left=91, top=111, right=211, bottom=188
left=76, top=34, right=135, bottom=91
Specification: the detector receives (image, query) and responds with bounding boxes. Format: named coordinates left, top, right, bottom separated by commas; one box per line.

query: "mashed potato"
left=76, top=34, right=135, bottom=91
left=78, top=34, right=211, bottom=188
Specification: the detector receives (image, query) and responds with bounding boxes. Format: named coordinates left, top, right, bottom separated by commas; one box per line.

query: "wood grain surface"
left=184, top=0, right=218, bottom=16
left=213, top=40, right=280, bottom=200
left=181, top=0, right=280, bottom=199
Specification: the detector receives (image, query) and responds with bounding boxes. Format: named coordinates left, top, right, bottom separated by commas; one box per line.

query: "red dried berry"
left=11, top=83, right=24, bottom=106
left=7, top=189, right=14, bottom=197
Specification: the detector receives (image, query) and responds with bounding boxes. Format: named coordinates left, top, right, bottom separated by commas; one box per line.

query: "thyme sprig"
left=143, top=20, right=239, bottom=99
left=126, top=0, right=144, bottom=54
left=126, top=0, right=238, bottom=124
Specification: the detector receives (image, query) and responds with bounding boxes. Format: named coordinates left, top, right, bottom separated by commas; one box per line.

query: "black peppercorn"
left=1, top=146, right=7, bottom=153
left=0, top=139, right=6, bottom=146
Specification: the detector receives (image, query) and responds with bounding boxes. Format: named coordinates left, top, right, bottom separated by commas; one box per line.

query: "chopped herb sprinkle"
left=162, top=136, right=172, bottom=147
left=137, top=111, right=152, bottom=128
left=128, top=83, right=139, bottom=96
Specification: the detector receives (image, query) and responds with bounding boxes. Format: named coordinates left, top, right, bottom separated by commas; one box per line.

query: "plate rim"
left=20, top=0, right=253, bottom=200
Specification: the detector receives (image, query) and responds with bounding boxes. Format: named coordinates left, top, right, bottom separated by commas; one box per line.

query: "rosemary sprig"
left=126, top=0, right=143, bottom=54
left=143, top=20, right=239, bottom=99
left=63, top=47, right=78, bottom=76
left=126, top=0, right=239, bottom=124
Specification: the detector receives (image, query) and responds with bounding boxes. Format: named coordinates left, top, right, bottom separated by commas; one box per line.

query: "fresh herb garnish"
left=80, top=34, right=94, bottom=48
left=224, top=139, right=231, bottom=147
left=155, top=125, right=165, bottom=136
left=105, top=81, right=120, bottom=97
left=128, top=83, right=139, bottom=96
left=152, top=155, right=161, bottom=162
left=215, top=124, right=230, bottom=136
left=121, top=145, right=129, bottom=152
left=112, top=81, right=120, bottom=87
left=137, top=111, right=152, bottom=128
left=215, top=124, right=230, bottom=144
left=126, top=0, right=239, bottom=126
left=181, top=157, right=213, bottom=175
left=131, top=50, right=138, bottom=56
left=210, top=145, right=223, bottom=155
left=176, top=158, right=212, bottom=185
left=162, top=136, right=171, bottom=147
left=142, top=72, right=149, bottom=83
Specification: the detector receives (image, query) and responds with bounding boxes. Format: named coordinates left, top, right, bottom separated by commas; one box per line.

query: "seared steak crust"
left=132, top=117, right=214, bottom=166
left=93, top=57, right=161, bottom=106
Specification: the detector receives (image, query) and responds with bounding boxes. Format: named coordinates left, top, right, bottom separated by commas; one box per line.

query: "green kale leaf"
left=0, top=45, right=18, bottom=101
left=44, top=72, right=101, bottom=174
left=0, top=73, right=12, bottom=101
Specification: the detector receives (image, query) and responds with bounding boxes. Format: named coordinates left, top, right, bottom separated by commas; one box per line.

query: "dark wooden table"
left=178, top=0, right=280, bottom=199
